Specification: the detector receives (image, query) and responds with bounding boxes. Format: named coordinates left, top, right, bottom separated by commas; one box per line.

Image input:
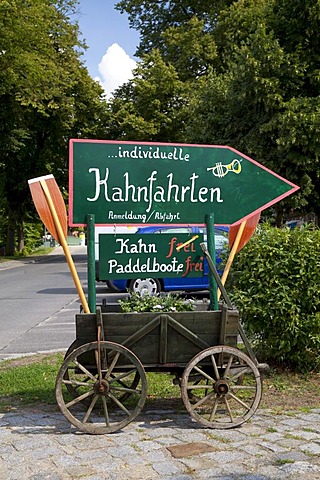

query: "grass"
left=0, top=354, right=63, bottom=410
left=0, top=353, right=319, bottom=413
left=0, top=245, right=55, bottom=263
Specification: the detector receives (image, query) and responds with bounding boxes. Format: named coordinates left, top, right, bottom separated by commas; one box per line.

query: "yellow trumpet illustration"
left=207, top=158, right=242, bottom=178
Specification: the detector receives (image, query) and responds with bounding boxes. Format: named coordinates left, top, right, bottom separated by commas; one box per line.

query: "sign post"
left=205, top=213, right=218, bottom=311
left=86, top=214, right=96, bottom=313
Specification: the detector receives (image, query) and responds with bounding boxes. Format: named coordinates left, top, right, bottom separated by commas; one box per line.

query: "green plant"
left=119, top=291, right=195, bottom=313
left=226, top=223, right=320, bottom=372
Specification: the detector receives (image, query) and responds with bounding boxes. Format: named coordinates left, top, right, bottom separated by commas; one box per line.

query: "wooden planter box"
left=75, top=305, right=239, bottom=369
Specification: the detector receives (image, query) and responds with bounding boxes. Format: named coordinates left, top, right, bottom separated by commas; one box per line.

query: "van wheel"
left=106, top=280, right=122, bottom=293
left=128, top=278, right=161, bottom=296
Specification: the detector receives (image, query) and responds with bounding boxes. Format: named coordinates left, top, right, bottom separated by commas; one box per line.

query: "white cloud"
left=95, top=43, right=136, bottom=98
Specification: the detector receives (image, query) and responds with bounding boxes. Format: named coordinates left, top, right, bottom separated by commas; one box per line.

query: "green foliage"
left=116, top=0, right=232, bottom=58
left=114, top=0, right=320, bottom=222
left=226, top=224, right=320, bottom=371
left=0, top=0, right=109, bottom=254
left=21, top=221, right=44, bottom=255
left=119, top=292, right=195, bottom=313
left=109, top=49, right=189, bottom=142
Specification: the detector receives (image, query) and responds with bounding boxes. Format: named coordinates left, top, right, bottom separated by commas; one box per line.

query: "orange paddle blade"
left=28, top=175, right=67, bottom=242
left=229, top=212, right=260, bottom=253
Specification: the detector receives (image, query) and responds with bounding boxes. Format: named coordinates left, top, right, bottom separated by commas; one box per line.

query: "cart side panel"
left=75, top=309, right=239, bottom=367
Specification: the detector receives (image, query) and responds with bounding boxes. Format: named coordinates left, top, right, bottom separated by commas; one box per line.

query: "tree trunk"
left=275, top=207, right=284, bottom=227
left=17, top=220, right=24, bottom=252
left=6, top=212, right=16, bottom=256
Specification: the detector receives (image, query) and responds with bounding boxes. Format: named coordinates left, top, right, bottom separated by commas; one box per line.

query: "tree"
left=0, top=0, right=109, bottom=254
left=187, top=0, right=320, bottom=223
left=116, top=0, right=232, bottom=58
left=108, top=50, right=189, bottom=143
left=111, top=0, right=320, bottom=222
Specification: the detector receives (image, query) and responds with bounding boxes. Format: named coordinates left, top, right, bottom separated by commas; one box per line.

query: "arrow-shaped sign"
left=69, top=140, right=299, bottom=226
left=28, top=175, right=90, bottom=313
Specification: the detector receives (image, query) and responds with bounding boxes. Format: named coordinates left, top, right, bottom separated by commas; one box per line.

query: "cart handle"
left=200, top=242, right=233, bottom=308
left=200, top=242, right=260, bottom=367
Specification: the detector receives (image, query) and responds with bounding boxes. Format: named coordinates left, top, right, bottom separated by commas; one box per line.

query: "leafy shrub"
left=119, top=292, right=195, bottom=313
left=226, top=223, right=320, bottom=372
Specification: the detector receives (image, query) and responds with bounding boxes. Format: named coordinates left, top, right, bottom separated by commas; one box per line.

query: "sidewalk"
left=1, top=406, right=320, bottom=479
left=0, top=245, right=87, bottom=271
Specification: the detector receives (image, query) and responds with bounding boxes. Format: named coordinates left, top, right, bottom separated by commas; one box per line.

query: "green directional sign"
left=99, top=233, right=204, bottom=280
left=69, top=140, right=299, bottom=226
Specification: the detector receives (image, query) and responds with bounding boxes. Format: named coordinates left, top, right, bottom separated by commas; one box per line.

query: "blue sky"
left=76, top=1, right=140, bottom=96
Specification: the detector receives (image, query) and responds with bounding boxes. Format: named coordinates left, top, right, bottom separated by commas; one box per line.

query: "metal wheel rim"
left=56, top=341, right=147, bottom=434
left=130, top=278, right=160, bottom=295
left=181, top=345, right=262, bottom=429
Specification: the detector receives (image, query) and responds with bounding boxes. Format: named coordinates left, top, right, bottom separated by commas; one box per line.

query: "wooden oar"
left=217, top=212, right=260, bottom=300
left=28, top=174, right=90, bottom=313
left=228, top=212, right=261, bottom=253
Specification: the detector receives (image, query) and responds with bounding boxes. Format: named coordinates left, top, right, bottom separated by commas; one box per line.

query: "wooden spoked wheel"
left=181, top=346, right=262, bottom=429
left=62, top=341, right=141, bottom=405
left=55, top=341, right=147, bottom=434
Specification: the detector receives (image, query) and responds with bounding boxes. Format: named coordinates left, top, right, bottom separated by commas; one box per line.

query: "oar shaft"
left=218, top=220, right=247, bottom=301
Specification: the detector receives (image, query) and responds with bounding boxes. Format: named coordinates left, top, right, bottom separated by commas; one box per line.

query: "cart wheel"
left=63, top=342, right=141, bottom=405
left=55, top=341, right=147, bottom=434
left=181, top=346, right=262, bottom=429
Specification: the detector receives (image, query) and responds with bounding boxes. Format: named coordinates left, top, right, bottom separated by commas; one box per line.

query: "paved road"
left=0, top=405, right=320, bottom=479
left=0, top=246, right=86, bottom=361
left=0, top=246, right=117, bottom=361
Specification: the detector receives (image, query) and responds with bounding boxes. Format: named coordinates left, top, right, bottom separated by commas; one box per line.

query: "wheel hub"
left=214, top=379, right=229, bottom=396
left=94, top=379, right=110, bottom=395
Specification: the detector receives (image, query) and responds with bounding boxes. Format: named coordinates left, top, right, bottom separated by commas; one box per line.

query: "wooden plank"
left=160, top=315, right=168, bottom=363
left=167, top=316, right=212, bottom=351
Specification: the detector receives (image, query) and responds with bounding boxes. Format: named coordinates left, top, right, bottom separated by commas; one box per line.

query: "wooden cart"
left=55, top=284, right=266, bottom=434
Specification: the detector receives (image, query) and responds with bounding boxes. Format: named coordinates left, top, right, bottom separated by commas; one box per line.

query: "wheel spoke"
left=228, top=391, right=251, bottom=411
left=102, top=396, right=110, bottom=426
left=223, top=397, right=234, bottom=422
left=191, top=390, right=216, bottom=410
left=210, top=354, right=220, bottom=380
left=228, top=366, right=251, bottom=382
left=83, top=394, right=99, bottom=423
left=112, top=386, right=142, bottom=394
left=209, top=397, right=219, bottom=422
left=74, top=359, right=97, bottom=381
left=223, top=354, right=234, bottom=379
left=109, top=369, right=137, bottom=384
left=186, top=384, right=213, bottom=390
left=108, top=392, right=130, bottom=415
left=104, top=351, right=121, bottom=379
left=65, top=388, right=95, bottom=408
left=194, top=365, right=216, bottom=384
left=232, top=385, right=256, bottom=391
left=63, top=379, right=94, bottom=388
